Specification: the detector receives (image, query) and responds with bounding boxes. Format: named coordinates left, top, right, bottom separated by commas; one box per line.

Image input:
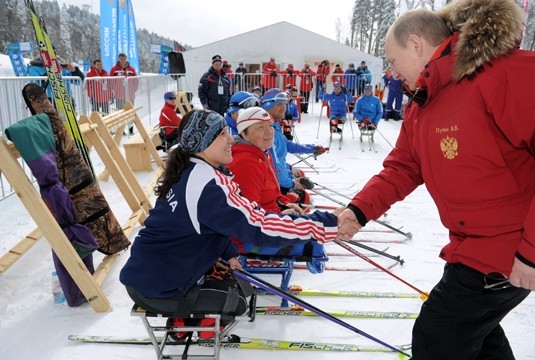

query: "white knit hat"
left=236, top=107, right=271, bottom=134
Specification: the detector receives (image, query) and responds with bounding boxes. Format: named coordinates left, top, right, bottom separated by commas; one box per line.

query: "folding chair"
left=156, top=125, right=179, bottom=152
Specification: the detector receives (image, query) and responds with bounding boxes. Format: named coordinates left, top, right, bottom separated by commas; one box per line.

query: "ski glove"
left=313, top=145, right=328, bottom=157
left=299, top=177, right=314, bottom=190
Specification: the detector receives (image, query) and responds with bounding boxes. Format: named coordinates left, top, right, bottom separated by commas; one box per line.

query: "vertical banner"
left=100, top=0, right=118, bottom=73
left=7, top=42, right=33, bottom=76
left=126, top=0, right=140, bottom=73
left=150, top=44, right=173, bottom=74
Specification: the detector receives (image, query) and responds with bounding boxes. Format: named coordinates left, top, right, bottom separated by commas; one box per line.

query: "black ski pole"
left=232, top=267, right=411, bottom=357
left=344, top=239, right=405, bottom=265
left=313, top=181, right=357, bottom=200
left=310, top=188, right=412, bottom=239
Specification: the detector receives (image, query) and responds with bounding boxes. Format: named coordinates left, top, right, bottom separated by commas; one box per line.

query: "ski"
left=25, top=0, right=94, bottom=175
left=68, top=334, right=411, bottom=353
left=256, top=306, right=418, bottom=319
left=293, top=262, right=399, bottom=272
left=258, top=285, right=420, bottom=299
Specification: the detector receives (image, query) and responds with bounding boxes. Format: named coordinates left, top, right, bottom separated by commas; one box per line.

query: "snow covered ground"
left=1, top=104, right=534, bottom=360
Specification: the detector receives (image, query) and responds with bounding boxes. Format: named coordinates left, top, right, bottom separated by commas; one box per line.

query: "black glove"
left=284, top=113, right=293, bottom=121
left=348, top=103, right=355, bottom=112
left=313, top=145, right=328, bottom=157
left=341, top=85, right=347, bottom=93
left=270, top=71, right=277, bottom=77
left=299, top=177, right=314, bottom=190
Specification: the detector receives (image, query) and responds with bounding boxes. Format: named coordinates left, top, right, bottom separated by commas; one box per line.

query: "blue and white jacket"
left=120, top=158, right=337, bottom=298
left=269, top=121, right=314, bottom=189
left=323, top=91, right=354, bottom=119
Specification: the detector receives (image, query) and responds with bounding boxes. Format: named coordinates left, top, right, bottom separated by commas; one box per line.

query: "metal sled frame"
left=131, top=295, right=256, bottom=360
left=359, top=124, right=377, bottom=152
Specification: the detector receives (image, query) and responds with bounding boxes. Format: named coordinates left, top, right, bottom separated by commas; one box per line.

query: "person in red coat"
left=110, top=53, right=139, bottom=133
left=158, top=91, right=182, bottom=148
left=86, top=59, right=110, bottom=114
left=299, top=63, right=315, bottom=113
left=281, top=64, right=299, bottom=90
left=262, top=57, right=279, bottom=92
left=337, top=2, right=535, bottom=359
left=330, top=64, right=344, bottom=85
left=315, top=60, right=330, bottom=102
left=227, top=107, right=304, bottom=215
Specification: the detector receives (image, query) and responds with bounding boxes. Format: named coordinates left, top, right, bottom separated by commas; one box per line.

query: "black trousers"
left=126, top=279, right=249, bottom=318
left=412, top=263, right=530, bottom=360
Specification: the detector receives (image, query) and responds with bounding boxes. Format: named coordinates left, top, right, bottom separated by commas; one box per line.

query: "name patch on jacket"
left=436, top=125, right=459, bottom=160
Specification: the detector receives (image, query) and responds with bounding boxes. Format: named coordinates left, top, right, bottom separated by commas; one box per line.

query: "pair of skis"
left=68, top=334, right=411, bottom=353
left=25, top=0, right=93, bottom=175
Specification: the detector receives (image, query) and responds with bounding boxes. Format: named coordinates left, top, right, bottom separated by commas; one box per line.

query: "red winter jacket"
left=331, top=67, right=344, bottom=85
left=109, top=62, right=139, bottom=101
left=228, top=139, right=291, bottom=213
left=262, top=61, right=279, bottom=90
left=86, top=66, right=110, bottom=102
left=316, top=63, right=330, bottom=82
left=159, top=102, right=181, bottom=137
left=299, top=68, right=316, bottom=92
left=350, top=33, right=535, bottom=276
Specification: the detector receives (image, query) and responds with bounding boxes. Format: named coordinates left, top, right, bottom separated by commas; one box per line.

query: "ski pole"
left=313, top=181, right=357, bottom=200
left=374, top=126, right=395, bottom=149
left=344, top=239, right=405, bottom=265
left=335, top=240, right=428, bottom=300
left=310, top=188, right=412, bottom=239
left=232, top=267, right=411, bottom=357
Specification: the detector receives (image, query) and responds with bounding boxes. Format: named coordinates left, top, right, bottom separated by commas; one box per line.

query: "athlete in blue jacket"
left=323, top=82, right=354, bottom=133
left=120, top=109, right=338, bottom=321
left=354, top=84, right=383, bottom=127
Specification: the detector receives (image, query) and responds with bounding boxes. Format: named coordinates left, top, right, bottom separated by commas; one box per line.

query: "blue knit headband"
left=180, top=110, right=226, bottom=154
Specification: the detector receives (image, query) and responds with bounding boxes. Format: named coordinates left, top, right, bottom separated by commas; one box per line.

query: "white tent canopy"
left=182, top=21, right=384, bottom=87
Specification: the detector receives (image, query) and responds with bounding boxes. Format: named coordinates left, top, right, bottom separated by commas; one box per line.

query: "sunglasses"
left=232, top=97, right=261, bottom=109
left=483, top=272, right=511, bottom=290
left=167, top=97, right=177, bottom=100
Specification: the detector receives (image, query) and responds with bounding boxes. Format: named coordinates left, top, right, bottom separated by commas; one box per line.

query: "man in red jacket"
left=158, top=91, right=182, bottom=149
left=110, top=53, right=139, bottom=133
left=86, top=59, right=110, bottom=114
left=337, top=1, right=535, bottom=359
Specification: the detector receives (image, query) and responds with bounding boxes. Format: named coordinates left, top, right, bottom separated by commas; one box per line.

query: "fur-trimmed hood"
left=438, top=0, right=524, bottom=80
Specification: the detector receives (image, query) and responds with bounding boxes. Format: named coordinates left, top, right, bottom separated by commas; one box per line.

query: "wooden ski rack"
left=0, top=102, right=163, bottom=312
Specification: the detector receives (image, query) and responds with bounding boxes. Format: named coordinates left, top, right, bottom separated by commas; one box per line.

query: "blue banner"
left=7, top=42, right=33, bottom=76
left=100, top=0, right=118, bottom=73
left=150, top=44, right=173, bottom=74
left=126, top=0, right=140, bottom=73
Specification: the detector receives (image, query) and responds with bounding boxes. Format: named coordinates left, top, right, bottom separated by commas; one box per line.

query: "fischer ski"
left=256, top=306, right=418, bottom=319
left=25, top=0, right=94, bottom=176
left=258, top=285, right=420, bottom=298
left=68, top=334, right=412, bottom=353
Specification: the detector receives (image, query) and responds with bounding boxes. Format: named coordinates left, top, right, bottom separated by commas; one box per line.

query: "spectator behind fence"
left=357, top=61, right=371, bottom=95
left=110, top=53, right=139, bottom=134
left=235, top=62, right=248, bottom=91
left=299, top=63, right=315, bottom=113
left=262, top=57, right=279, bottom=92
left=344, top=63, right=358, bottom=96
left=331, top=64, right=344, bottom=85
left=86, top=59, right=110, bottom=114
left=198, top=55, right=232, bottom=116
left=315, top=60, right=330, bottom=102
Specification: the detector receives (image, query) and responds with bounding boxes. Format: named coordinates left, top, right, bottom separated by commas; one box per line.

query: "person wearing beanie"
left=121, top=108, right=340, bottom=335
left=251, top=85, right=263, bottom=98
left=299, top=63, right=316, bottom=113
left=356, top=60, right=372, bottom=95
left=262, top=88, right=327, bottom=195
left=227, top=107, right=328, bottom=274
left=282, top=63, right=299, bottom=90
left=158, top=91, right=182, bottom=150
left=224, top=91, right=260, bottom=136
left=198, top=55, right=232, bottom=116
left=331, top=64, right=344, bottom=85
left=234, top=62, right=248, bottom=92
left=261, top=57, right=278, bottom=93
left=338, top=2, right=535, bottom=358
left=344, top=63, right=358, bottom=96
left=354, top=83, right=382, bottom=129
left=323, top=81, right=354, bottom=133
